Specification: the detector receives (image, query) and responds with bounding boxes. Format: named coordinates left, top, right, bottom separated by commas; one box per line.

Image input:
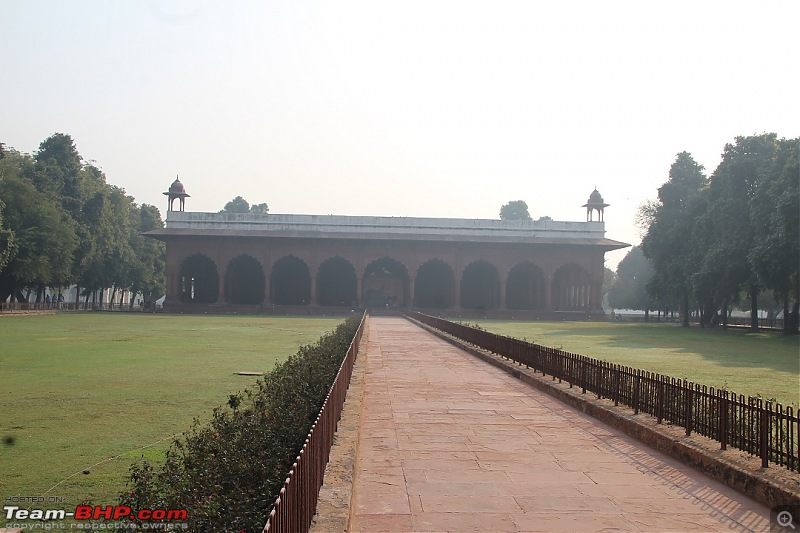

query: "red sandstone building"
left=147, top=180, right=628, bottom=315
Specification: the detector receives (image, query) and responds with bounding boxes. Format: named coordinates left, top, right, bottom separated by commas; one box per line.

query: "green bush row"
left=119, top=315, right=362, bottom=532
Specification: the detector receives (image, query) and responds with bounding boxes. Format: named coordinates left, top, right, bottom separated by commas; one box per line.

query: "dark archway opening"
left=225, top=255, right=265, bottom=305
left=507, top=262, right=545, bottom=310
left=317, top=257, right=357, bottom=306
left=179, top=254, right=219, bottom=303
left=553, top=263, right=591, bottom=310
left=460, top=261, right=500, bottom=310
left=414, top=259, right=455, bottom=308
left=363, top=257, right=409, bottom=308
left=271, top=256, right=311, bottom=305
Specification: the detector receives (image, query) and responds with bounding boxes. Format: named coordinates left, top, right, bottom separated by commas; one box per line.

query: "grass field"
left=0, top=313, right=344, bottom=508
left=475, top=320, right=800, bottom=407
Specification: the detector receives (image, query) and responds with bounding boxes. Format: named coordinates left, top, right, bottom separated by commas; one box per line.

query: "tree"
left=499, top=200, right=531, bottom=221
left=250, top=202, right=269, bottom=214
left=641, top=152, right=707, bottom=326
left=608, top=246, right=655, bottom=318
left=748, top=137, right=800, bottom=333
left=0, top=170, right=78, bottom=301
left=0, top=182, right=16, bottom=273
left=220, top=196, right=269, bottom=215
left=33, top=133, right=83, bottom=212
left=701, top=134, right=777, bottom=330
left=1, top=135, right=170, bottom=307
left=129, top=204, right=166, bottom=308
left=221, top=196, right=251, bottom=213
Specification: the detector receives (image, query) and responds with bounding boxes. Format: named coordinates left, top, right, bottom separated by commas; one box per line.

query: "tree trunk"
left=749, top=287, right=758, bottom=331
left=75, top=285, right=80, bottom=308
left=680, top=294, right=690, bottom=327
left=786, top=298, right=799, bottom=335
left=722, top=303, right=728, bottom=329
left=783, top=298, right=790, bottom=334
left=644, top=309, right=649, bottom=322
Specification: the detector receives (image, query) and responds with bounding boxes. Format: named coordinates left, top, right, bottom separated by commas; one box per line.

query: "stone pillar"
left=454, top=274, right=462, bottom=309
left=408, top=276, right=415, bottom=307
left=217, top=266, right=226, bottom=304
left=498, top=280, right=506, bottom=309
left=166, top=269, right=179, bottom=304
left=310, top=274, right=317, bottom=306
left=263, top=266, right=272, bottom=305
left=590, top=282, right=602, bottom=311
left=356, top=276, right=362, bottom=307
left=545, top=279, right=552, bottom=310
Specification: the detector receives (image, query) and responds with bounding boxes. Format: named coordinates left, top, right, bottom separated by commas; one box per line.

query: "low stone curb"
left=408, top=316, right=800, bottom=509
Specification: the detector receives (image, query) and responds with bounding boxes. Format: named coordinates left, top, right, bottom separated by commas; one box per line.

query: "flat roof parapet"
left=149, top=212, right=628, bottom=250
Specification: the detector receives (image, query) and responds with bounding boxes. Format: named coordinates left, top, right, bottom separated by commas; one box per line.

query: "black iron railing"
left=407, top=311, right=799, bottom=473
left=262, top=311, right=366, bottom=533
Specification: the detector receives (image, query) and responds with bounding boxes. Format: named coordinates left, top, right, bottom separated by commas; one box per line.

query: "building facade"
left=146, top=202, right=628, bottom=315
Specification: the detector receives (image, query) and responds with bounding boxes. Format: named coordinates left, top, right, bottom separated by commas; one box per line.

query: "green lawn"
left=475, top=320, right=800, bottom=407
left=0, top=313, right=343, bottom=508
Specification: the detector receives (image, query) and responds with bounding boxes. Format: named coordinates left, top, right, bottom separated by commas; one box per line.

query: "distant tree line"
left=0, top=133, right=166, bottom=307
left=608, top=133, right=798, bottom=334
left=499, top=200, right=552, bottom=222
left=220, top=195, right=269, bottom=214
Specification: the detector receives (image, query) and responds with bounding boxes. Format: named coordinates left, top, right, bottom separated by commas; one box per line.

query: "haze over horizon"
left=3, top=1, right=799, bottom=269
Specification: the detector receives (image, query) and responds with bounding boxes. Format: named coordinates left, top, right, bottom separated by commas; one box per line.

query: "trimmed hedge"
left=119, top=315, right=361, bottom=532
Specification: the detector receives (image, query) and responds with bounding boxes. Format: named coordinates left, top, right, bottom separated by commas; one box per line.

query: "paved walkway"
left=349, top=317, right=771, bottom=533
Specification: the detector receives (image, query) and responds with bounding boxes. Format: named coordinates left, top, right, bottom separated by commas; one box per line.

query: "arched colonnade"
left=171, top=252, right=601, bottom=311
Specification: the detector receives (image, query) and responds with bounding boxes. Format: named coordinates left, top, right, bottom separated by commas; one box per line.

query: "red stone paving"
left=349, top=317, right=771, bottom=533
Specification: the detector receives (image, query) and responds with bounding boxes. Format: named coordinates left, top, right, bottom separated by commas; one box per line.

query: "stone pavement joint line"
left=348, top=317, right=771, bottom=533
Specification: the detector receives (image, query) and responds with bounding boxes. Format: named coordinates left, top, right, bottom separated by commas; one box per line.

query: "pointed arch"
left=552, top=263, right=592, bottom=310
left=179, top=254, right=219, bottom=303
left=271, top=255, right=311, bottom=305
left=460, top=260, right=500, bottom=310
left=317, top=256, right=357, bottom=306
left=507, top=262, right=546, bottom=310
left=363, top=257, right=409, bottom=307
left=414, top=259, right=455, bottom=309
left=225, top=255, right=265, bottom=305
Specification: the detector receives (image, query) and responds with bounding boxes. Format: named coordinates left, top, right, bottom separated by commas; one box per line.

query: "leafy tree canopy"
left=221, top=196, right=250, bottom=213
left=221, top=196, right=269, bottom=214
left=0, top=135, right=166, bottom=305
left=608, top=246, right=654, bottom=312
left=500, top=200, right=531, bottom=221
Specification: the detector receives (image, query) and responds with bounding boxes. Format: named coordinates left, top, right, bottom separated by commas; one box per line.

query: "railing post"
left=581, top=359, right=587, bottom=394
left=720, top=391, right=728, bottom=450
left=633, top=371, right=640, bottom=415
left=761, top=405, right=770, bottom=468
left=685, top=385, right=693, bottom=436
left=657, top=378, right=664, bottom=424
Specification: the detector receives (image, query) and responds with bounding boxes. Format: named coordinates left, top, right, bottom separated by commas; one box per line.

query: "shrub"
left=119, top=315, right=361, bottom=532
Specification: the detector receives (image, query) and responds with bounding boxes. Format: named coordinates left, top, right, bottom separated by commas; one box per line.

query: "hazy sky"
left=2, top=1, right=798, bottom=268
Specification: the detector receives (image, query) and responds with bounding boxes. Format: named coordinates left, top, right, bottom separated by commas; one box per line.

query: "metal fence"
left=262, top=311, right=367, bottom=533
left=724, top=315, right=786, bottom=330
left=407, top=311, right=799, bottom=473
left=0, top=302, right=160, bottom=313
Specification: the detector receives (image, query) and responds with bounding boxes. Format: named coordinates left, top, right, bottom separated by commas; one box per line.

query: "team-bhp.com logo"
left=4, top=504, right=188, bottom=521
